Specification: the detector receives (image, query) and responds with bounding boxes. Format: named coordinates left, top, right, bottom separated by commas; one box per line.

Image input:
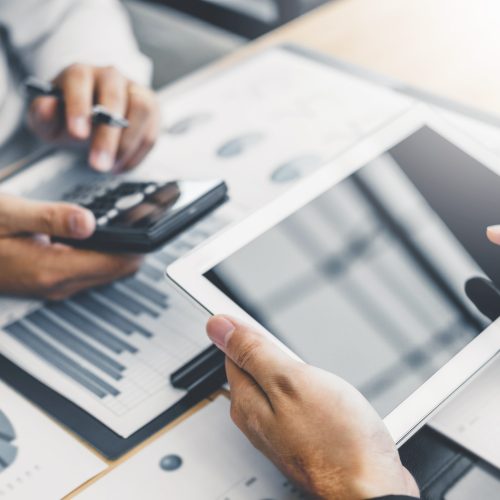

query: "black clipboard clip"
left=170, top=344, right=226, bottom=392
left=465, top=277, right=500, bottom=322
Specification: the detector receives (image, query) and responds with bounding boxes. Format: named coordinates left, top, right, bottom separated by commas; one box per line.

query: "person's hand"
left=28, top=64, right=160, bottom=173
left=0, top=194, right=141, bottom=300
left=206, top=315, right=419, bottom=500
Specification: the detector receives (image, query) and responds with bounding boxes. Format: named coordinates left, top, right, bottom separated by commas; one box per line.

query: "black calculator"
left=58, top=178, right=228, bottom=253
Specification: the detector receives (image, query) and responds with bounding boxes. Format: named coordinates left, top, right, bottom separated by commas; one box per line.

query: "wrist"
left=306, top=462, right=419, bottom=500
left=349, top=463, right=419, bottom=500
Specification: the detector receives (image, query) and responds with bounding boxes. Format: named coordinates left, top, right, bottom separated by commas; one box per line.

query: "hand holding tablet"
left=168, top=109, right=500, bottom=446
left=205, top=220, right=500, bottom=499
left=206, top=315, right=420, bottom=499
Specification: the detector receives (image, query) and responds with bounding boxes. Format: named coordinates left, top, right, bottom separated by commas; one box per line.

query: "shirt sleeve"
left=369, top=496, right=420, bottom=499
left=0, top=0, right=152, bottom=85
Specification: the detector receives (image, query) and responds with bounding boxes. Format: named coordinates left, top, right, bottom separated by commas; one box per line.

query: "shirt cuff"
left=369, top=496, right=420, bottom=500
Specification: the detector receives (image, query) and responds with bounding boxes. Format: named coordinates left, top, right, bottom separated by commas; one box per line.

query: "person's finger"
left=487, top=225, right=500, bottom=245
left=226, top=357, right=269, bottom=405
left=226, top=362, right=277, bottom=461
left=89, top=67, right=128, bottom=172
left=120, top=134, right=155, bottom=172
left=57, top=64, right=93, bottom=140
left=226, top=358, right=274, bottom=432
left=0, top=195, right=95, bottom=239
left=33, top=246, right=141, bottom=300
left=36, top=273, right=123, bottom=301
left=41, top=258, right=141, bottom=300
left=120, top=91, right=160, bottom=171
left=206, top=315, right=297, bottom=395
left=28, top=96, right=62, bottom=140
left=114, top=85, right=154, bottom=171
left=45, top=243, right=142, bottom=281
left=0, top=236, right=138, bottom=299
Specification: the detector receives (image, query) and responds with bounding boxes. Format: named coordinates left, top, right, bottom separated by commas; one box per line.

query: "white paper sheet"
left=75, top=396, right=304, bottom=500
left=0, top=275, right=216, bottom=438
left=430, top=353, right=500, bottom=470
left=149, top=48, right=413, bottom=209
left=0, top=381, right=105, bottom=500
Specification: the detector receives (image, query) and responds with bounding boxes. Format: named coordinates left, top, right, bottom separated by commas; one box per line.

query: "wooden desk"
left=165, top=0, right=500, bottom=116
left=71, top=0, right=499, bottom=495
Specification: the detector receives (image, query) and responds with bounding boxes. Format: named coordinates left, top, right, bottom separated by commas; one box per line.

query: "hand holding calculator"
left=57, top=178, right=228, bottom=253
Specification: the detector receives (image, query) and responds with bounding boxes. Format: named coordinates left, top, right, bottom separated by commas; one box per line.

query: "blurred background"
left=123, top=0, right=330, bottom=88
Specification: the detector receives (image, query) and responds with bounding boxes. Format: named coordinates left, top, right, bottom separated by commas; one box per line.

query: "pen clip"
left=23, top=76, right=62, bottom=99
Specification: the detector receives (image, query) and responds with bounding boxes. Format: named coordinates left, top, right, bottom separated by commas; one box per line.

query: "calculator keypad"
left=63, top=181, right=161, bottom=226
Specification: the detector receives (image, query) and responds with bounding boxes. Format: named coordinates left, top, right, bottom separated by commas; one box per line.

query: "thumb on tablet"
left=206, top=315, right=296, bottom=391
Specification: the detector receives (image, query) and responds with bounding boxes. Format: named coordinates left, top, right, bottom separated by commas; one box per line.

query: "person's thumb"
left=206, top=315, right=297, bottom=390
left=0, top=194, right=95, bottom=239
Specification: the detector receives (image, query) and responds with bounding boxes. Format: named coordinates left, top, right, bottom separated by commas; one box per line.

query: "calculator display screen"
left=109, top=181, right=212, bottom=229
left=205, top=127, right=497, bottom=417
left=110, top=183, right=182, bottom=228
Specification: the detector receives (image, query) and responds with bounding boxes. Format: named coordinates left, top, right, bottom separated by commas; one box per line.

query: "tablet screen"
left=205, top=127, right=498, bottom=417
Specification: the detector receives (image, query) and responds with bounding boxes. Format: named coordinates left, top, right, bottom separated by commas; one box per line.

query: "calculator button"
left=114, top=183, right=147, bottom=195
left=91, top=187, right=108, bottom=198
left=90, top=209, right=107, bottom=218
left=115, top=193, right=145, bottom=211
left=106, top=209, right=119, bottom=219
left=77, top=195, right=97, bottom=206
left=86, top=200, right=114, bottom=213
left=96, top=216, right=108, bottom=226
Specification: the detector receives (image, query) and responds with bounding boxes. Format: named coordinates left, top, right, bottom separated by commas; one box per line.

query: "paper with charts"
left=0, top=381, right=105, bottom=500
left=76, top=396, right=305, bottom=500
left=0, top=46, right=415, bottom=438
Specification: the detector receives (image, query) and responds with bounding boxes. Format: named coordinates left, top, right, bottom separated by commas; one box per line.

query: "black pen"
left=23, top=76, right=129, bottom=128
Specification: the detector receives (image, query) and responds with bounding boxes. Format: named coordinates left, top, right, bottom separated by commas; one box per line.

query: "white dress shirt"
left=0, top=0, right=152, bottom=146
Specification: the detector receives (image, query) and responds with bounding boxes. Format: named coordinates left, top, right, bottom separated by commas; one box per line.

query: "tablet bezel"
left=167, top=106, right=500, bottom=446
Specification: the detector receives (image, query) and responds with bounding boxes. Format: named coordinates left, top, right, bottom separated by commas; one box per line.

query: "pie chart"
left=0, top=410, right=17, bottom=473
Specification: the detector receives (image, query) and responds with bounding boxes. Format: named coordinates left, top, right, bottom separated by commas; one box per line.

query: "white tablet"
left=167, top=108, right=500, bottom=445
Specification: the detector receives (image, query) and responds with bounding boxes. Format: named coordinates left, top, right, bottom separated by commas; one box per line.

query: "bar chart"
left=0, top=410, right=17, bottom=473
left=0, top=213, right=229, bottom=437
